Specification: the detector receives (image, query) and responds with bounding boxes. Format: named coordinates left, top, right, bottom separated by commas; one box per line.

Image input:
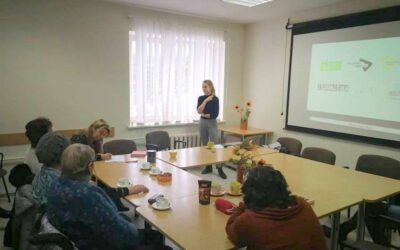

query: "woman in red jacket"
left=226, top=165, right=327, bottom=250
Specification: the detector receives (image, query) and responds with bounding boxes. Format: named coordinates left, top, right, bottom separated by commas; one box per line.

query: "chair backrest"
left=356, top=154, right=400, bottom=180
left=103, top=139, right=137, bottom=155
left=301, top=147, right=336, bottom=165
left=145, top=131, right=170, bottom=151
left=277, top=137, right=302, bottom=156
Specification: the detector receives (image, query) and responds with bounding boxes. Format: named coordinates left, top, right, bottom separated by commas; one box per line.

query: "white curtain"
left=129, top=17, right=225, bottom=125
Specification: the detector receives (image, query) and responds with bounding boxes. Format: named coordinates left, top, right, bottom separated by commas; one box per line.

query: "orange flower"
left=246, top=101, right=251, bottom=107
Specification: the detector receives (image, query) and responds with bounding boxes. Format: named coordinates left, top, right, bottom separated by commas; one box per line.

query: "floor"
left=0, top=165, right=398, bottom=249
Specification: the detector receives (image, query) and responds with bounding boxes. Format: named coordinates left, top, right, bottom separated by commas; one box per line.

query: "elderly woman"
left=32, top=132, right=70, bottom=206
left=226, top=165, right=327, bottom=250
left=71, top=119, right=112, bottom=161
left=47, top=144, right=148, bottom=249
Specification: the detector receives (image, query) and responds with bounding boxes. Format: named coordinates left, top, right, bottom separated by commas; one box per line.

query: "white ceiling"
left=100, top=0, right=349, bottom=24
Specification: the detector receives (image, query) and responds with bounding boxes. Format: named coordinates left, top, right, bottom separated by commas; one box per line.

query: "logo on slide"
left=360, top=59, right=372, bottom=72
left=348, top=58, right=373, bottom=72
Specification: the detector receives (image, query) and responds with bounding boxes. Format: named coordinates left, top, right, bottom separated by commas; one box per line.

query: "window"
left=129, top=18, right=225, bottom=126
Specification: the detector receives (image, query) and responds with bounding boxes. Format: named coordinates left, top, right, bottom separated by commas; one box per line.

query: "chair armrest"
left=146, top=144, right=160, bottom=151
left=174, top=140, right=187, bottom=149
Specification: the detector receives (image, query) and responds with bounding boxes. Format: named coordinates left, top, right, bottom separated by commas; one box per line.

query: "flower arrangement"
left=230, top=139, right=265, bottom=171
left=234, top=101, right=251, bottom=122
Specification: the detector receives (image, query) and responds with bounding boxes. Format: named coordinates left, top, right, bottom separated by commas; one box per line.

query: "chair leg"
left=2, top=176, right=11, bottom=202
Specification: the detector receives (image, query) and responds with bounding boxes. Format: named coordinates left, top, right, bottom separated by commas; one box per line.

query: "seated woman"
left=71, top=118, right=135, bottom=211
left=24, top=117, right=53, bottom=174
left=32, top=132, right=70, bottom=206
left=47, top=144, right=148, bottom=249
left=226, top=165, right=327, bottom=250
left=70, top=119, right=112, bottom=161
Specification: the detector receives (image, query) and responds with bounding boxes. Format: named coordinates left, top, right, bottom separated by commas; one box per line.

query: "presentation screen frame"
left=285, top=6, right=400, bottom=148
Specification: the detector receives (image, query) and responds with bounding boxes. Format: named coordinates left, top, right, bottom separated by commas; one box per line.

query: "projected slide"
left=307, top=37, right=400, bottom=123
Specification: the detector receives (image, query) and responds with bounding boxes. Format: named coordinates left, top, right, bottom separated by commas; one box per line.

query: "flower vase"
left=236, top=165, right=244, bottom=183
left=240, top=119, right=248, bottom=130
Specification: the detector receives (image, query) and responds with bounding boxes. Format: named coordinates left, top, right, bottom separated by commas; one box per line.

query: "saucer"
left=211, top=190, right=226, bottom=197
left=152, top=202, right=171, bottom=211
left=149, top=171, right=161, bottom=176
left=227, top=191, right=242, bottom=196
left=140, top=165, right=151, bottom=170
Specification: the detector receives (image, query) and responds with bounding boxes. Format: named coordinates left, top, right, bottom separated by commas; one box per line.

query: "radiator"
left=171, top=133, right=201, bottom=148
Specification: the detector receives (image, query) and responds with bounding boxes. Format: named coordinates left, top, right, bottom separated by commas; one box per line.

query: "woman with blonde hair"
left=71, top=119, right=112, bottom=161
left=197, top=80, right=226, bottom=179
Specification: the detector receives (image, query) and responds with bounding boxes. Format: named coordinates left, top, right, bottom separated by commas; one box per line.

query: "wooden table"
left=156, top=146, right=278, bottom=169
left=136, top=196, right=236, bottom=250
left=139, top=153, right=400, bottom=250
left=94, top=157, right=200, bottom=206
left=219, top=126, right=273, bottom=145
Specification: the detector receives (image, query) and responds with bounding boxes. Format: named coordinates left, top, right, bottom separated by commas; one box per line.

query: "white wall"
left=243, top=0, right=400, bottom=168
left=0, top=0, right=245, bottom=160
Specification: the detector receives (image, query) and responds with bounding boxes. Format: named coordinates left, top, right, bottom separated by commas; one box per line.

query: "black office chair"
left=145, top=131, right=187, bottom=151
left=341, top=214, right=400, bottom=250
left=0, top=153, right=11, bottom=202
left=339, top=155, right=400, bottom=249
left=103, top=139, right=137, bottom=155
left=301, top=147, right=336, bottom=165
left=277, top=137, right=302, bottom=156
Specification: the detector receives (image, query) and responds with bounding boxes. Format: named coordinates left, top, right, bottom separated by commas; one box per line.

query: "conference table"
left=95, top=158, right=200, bottom=206
left=156, top=145, right=277, bottom=169
left=95, top=150, right=400, bottom=250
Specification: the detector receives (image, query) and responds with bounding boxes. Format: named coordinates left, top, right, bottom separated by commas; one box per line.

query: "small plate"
left=149, top=171, right=161, bottom=176
left=152, top=203, right=171, bottom=211
left=211, top=190, right=226, bottom=197
left=140, top=166, right=151, bottom=170
left=227, top=191, right=242, bottom=196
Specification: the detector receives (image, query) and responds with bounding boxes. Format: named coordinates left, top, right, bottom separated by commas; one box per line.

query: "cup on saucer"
left=211, top=183, right=222, bottom=194
left=141, top=162, right=151, bottom=170
left=156, top=197, right=170, bottom=208
left=150, top=167, right=161, bottom=175
left=117, top=178, right=130, bottom=187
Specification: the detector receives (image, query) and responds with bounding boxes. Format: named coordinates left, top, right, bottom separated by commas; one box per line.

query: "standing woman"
left=71, top=119, right=112, bottom=161
left=197, top=80, right=226, bottom=179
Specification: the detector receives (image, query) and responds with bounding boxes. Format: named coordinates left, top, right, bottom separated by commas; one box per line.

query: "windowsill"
left=127, top=120, right=226, bottom=129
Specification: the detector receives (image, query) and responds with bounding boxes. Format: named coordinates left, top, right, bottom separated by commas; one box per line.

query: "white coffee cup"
left=150, top=167, right=161, bottom=174
left=156, top=197, right=170, bottom=208
left=142, top=162, right=151, bottom=169
left=118, top=178, right=130, bottom=187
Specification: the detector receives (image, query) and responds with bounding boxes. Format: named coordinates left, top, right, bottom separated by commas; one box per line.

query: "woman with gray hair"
left=46, top=144, right=149, bottom=249
left=32, top=132, right=70, bottom=206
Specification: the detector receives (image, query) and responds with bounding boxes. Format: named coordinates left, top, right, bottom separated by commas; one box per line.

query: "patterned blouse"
left=47, top=177, right=139, bottom=249
left=32, top=165, right=60, bottom=206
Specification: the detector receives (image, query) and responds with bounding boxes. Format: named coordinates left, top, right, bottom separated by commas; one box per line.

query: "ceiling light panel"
left=222, top=0, right=272, bottom=7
